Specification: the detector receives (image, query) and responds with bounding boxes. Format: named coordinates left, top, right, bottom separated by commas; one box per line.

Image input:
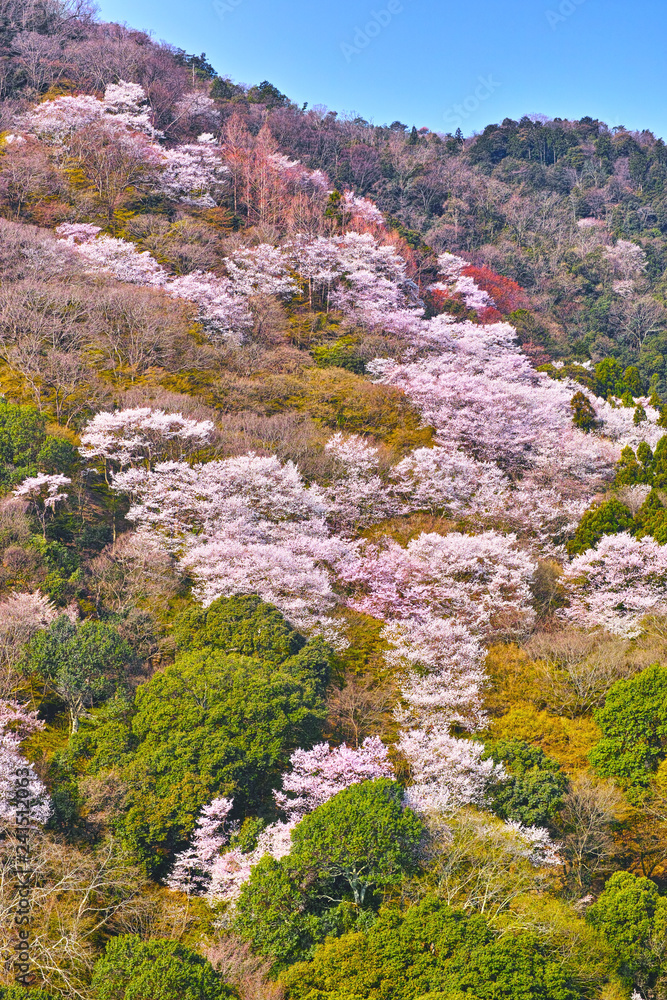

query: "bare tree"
left=621, top=295, right=665, bottom=351
left=557, top=774, right=623, bottom=892
left=0, top=833, right=146, bottom=997
left=326, top=672, right=396, bottom=747
left=418, top=811, right=557, bottom=923
left=527, top=628, right=636, bottom=718
left=206, top=936, right=285, bottom=1000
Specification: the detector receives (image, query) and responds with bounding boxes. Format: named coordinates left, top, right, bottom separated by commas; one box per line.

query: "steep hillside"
left=3, top=3, right=667, bottom=1000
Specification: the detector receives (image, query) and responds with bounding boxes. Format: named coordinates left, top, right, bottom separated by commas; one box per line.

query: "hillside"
left=2, top=2, right=667, bottom=999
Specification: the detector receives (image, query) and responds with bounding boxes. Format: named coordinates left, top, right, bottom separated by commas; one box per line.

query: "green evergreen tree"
left=566, top=498, right=634, bottom=556
left=485, top=740, right=568, bottom=827
left=587, top=871, right=667, bottom=993
left=570, top=392, right=597, bottom=432
left=91, top=936, right=233, bottom=1000
left=590, top=663, right=667, bottom=787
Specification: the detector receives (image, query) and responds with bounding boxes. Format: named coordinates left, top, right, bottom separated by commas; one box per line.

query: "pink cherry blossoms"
left=79, top=407, right=214, bottom=472
left=167, top=738, right=392, bottom=901
left=14, top=473, right=70, bottom=537
left=0, top=591, right=58, bottom=671
left=562, top=532, right=667, bottom=637
left=157, top=136, right=230, bottom=207
left=398, top=727, right=503, bottom=815
left=323, top=432, right=401, bottom=533
left=274, top=737, right=394, bottom=822
left=167, top=797, right=237, bottom=895
left=342, top=530, right=536, bottom=639
left=0, top=700, right=51, bottom=827
left=342, top=190, right=385, bottom=228
left=56, top=227, right=253, bottom=342
left=111, top=453, right=350, bottom=639
left=21, top=81, right=157, bottom=141
left=384, top=619, right=487, bottom=733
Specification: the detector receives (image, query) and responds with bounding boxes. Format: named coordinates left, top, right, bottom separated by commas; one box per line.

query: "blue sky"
left=97, top=0, right=667, bottom=138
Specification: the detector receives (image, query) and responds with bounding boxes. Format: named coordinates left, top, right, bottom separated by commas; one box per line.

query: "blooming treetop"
left=225, top=244, right=299, bottom=298
left=167, top=797, right=236, bottom=895
left=0, top=591, right=58, bottom=669
left=392, top=445, right=508, bottom=518
left=604, top=240, right=647, bottom=279
left=562, top=531, right=667, bottom=637
left=111, top=453, right=350, bottom=637
left=399, top=727, right=503, bottom=815
left=341, top=530, right=536, bottom=639
left=56, top=227, right=252, bottom=342
left=384, top=618, right=487, bottom=733
left=79, top=407, right=215, bottom=472
left=274, top=737, right=394, bottom=822
left=0, top=699, right=51, bottom=827
left=323, top=432, right=402, bottom=533
left=207, top=820, right=295, bottom=903
left=22, top=81, right=158, bottom=141
left=157, top=138, right=230, bottom=207
left=168, top=738, right=394, bottom=900
left=62, top=232, right=166, bottom=286
left=453, top=274, right=494, bottom=312
left=14, top=474, right=70, bottom=537
left=342, top=190, right=385, bottom=228
left=202, top=733, right=395, bottom=901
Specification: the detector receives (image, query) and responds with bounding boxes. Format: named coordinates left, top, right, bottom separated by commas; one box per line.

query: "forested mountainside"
left=4, top=2, right=667, bottom=999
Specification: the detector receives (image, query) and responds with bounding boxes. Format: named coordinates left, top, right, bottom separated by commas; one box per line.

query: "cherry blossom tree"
left=323, top=432, right=401, bottom=533
left=79, top=407, right=214, bottom=477
left=111, top=453, right=350, bottom=638
left=562, top=532, right=667, bottom=637
left=157, top=135, right=230, bottom=207
left=165, top=272, right=252, bottom=343
left=384, top=618, right=487, bottom=732
left=58, top=229, right=166, bottom=285
left=274, top=737, right=394, bottom=822
left=168, top=738, right=393, bottom=901
left=225, top=244, right=298, bottom=298
left=14, top=473, right=70, bottom=538
left=58, top=229, right=252, bottom=342
left=342, top=530, right=536, bottom=639
left=207, top=820, right=295, bottom=903
left=285, top=231, right=422, bottom=333
left=102, top=81, right=157, bottom=134
left=22, top=82, right=158, bottom=142
left=392, top=445, right=508, bottom=517
left=605, top=240, right=647, bottom=279
left=453, top=274, right=494, bottom=312
left=398, top=727, right=503, bottom=815
left=0, top=699, right=51, bottom=827
left=0, top=592, right=57, bottom=677
left=167, top=797, right=236, bottom=895
left=342, top=190, right=385, bottom=228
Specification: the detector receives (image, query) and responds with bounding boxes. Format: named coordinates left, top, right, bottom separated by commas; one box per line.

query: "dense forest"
left=3, top=1, right=667, bottom=998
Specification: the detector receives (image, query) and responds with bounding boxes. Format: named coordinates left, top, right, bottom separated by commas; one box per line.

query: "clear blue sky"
left=97, top=0, right=666, bottom=138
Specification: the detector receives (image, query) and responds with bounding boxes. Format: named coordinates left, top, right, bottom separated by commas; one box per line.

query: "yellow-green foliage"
left=489, top=704, right=601, bottom=772
left=484, top=643, right=542, bottom=717
left=331, top=609, right=390, bottom=680
left=264, top=368, right=434, bottom=451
